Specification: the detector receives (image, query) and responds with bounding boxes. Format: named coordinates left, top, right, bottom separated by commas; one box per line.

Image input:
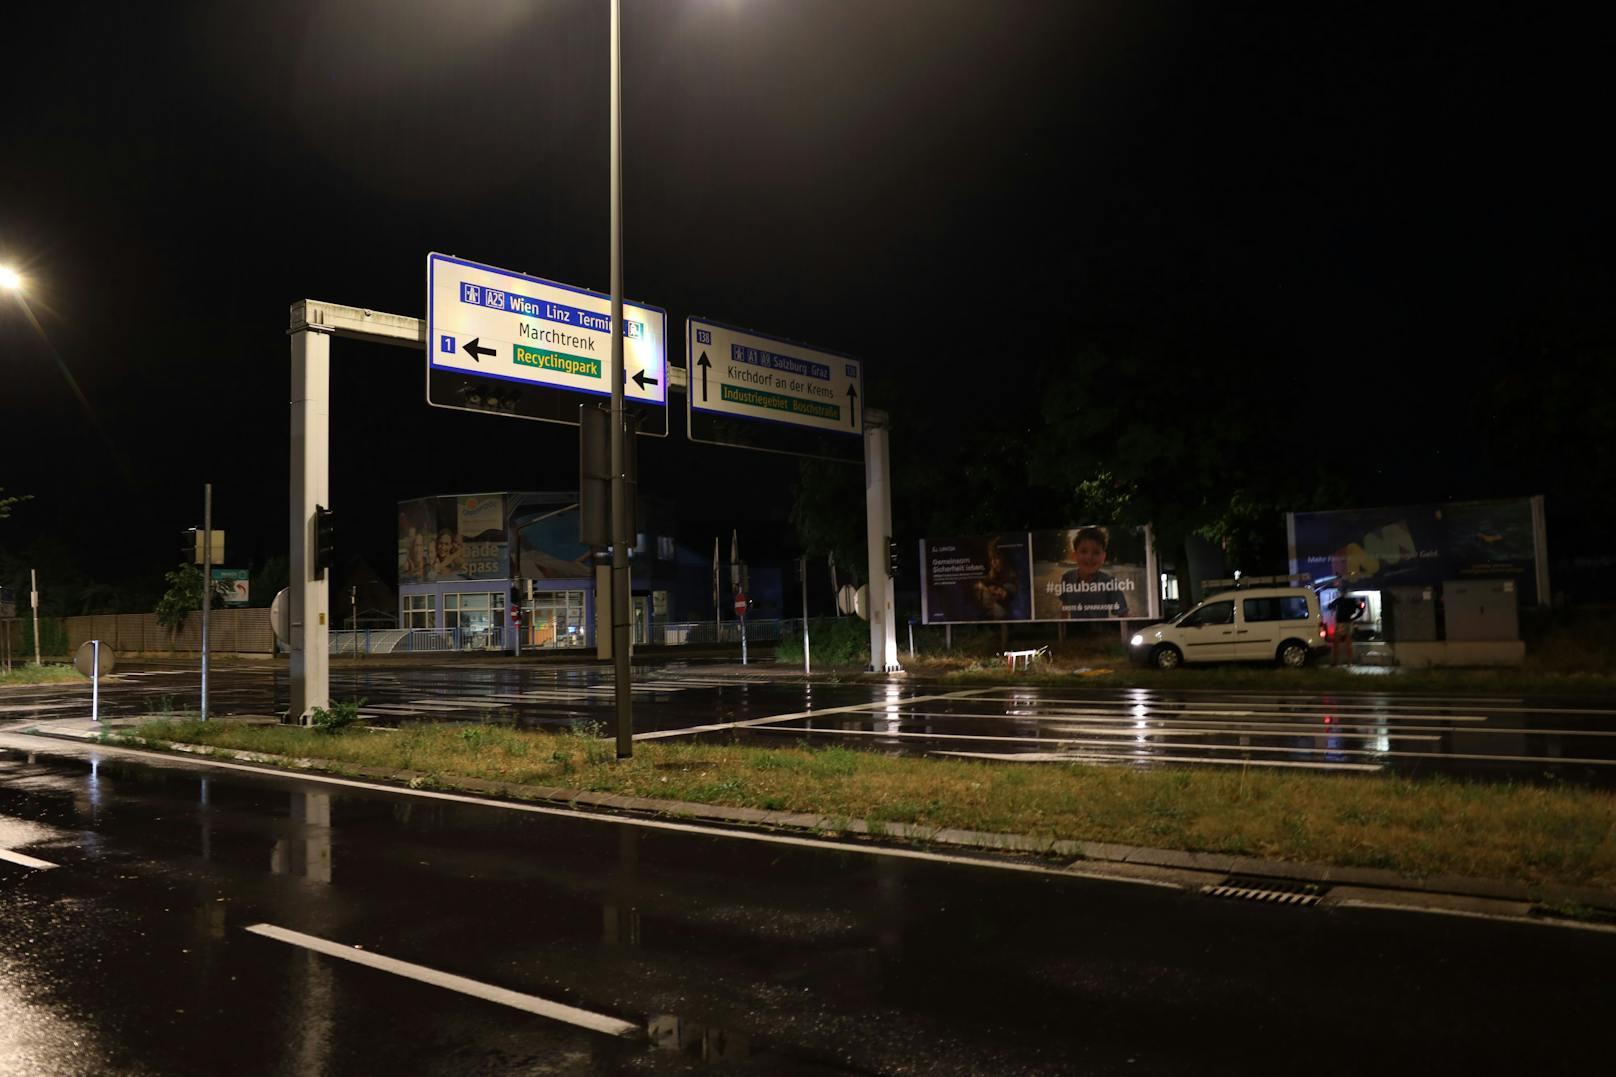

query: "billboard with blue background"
left=1287, top=497, right=1546, bottom=604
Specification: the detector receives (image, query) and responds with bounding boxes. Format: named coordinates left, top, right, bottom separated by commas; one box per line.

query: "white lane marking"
left=4, top=734, right=1149, bottom=886
left=244, top=923, right=640, bottom=1036
left=888, top=709, right=1458, bottom=735
left=750, top=725, right=1441, bottom=754
left=1328, top=899, right=1616, bottom=935
left=0, top=847, right=58, bottom=870
left=939, top=705, right=1491, bottom=723
left=894, top=709, right=1616, bottom=740
left=932, top=750, right=1385, bottom=772
left=632, top=689, right=997, bottom=742
left=976, top=689, right=1616, bottom=717
left=475, top=692, right=595, bottom=702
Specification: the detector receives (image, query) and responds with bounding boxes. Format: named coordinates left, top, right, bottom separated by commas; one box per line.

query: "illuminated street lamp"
left=0, top=265, right=22, bottom=292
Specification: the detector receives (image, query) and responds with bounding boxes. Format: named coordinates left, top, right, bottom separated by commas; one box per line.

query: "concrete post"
left=864, top=423, right=901, bottom=673
left=290, top=325, right=331, bottom=723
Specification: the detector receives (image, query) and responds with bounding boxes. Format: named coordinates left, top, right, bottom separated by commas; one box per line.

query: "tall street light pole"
left=609, top=0, right=634, bottom=758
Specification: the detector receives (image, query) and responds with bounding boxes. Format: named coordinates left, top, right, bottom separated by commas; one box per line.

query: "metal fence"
left=650, top=619, right=794, bottom=645
left=326, top=620, right=797, bottom=655
left=66, top=609, right=276, bottom=655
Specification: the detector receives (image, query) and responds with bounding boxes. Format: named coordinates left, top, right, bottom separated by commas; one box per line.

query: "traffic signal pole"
left=608, top=0, right=634, bottom=759
left=865, top=423, right=901, bottom=672
left=201, top=482, right=211, bottom=721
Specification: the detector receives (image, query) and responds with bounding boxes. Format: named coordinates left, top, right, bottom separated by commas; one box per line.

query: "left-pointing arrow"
left=463, top=337, right=496, bottom=362
left=631, top=369, right=659, bottom=391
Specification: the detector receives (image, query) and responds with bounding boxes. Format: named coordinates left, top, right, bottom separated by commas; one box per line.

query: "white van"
left=1128, top=586, right=1327, bottom=669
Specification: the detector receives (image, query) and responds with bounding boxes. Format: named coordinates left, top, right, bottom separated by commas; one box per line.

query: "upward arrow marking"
left=696, top=351, right=711, bottom=401
left=845, top=383, right=859, bottom=427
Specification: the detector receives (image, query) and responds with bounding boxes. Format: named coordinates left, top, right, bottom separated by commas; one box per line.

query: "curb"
left=29, top=724, right=1616, bottom=918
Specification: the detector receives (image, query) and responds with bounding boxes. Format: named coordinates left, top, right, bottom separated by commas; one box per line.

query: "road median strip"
left=49, top=718, right=1609, bottom=918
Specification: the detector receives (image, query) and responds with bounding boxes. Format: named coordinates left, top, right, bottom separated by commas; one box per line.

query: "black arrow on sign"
left=695, top=350, right=711, bottom=401
left=845, top=383, right=859, bottom=427
left=462, top=337, right=496, bottom=362
left=631, top=369, right=659, bottom=391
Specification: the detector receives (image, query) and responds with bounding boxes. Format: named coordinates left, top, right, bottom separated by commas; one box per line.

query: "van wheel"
left=1152, top=644, right=1183, bottom=670
left=1277, top=640, right=1310, bottom=668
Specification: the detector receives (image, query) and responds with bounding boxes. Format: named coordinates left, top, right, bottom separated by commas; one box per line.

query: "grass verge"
left=0, top=664, right=85, bottom=687
left=121, top=719, right=1616, bottom=892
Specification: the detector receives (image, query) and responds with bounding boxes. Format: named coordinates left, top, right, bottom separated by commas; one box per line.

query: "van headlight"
left=1130, top=633, right=1144, bottom=647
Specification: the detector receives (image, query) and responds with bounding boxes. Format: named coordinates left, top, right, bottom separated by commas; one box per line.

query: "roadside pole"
left=863, top=422, right=901, bottom=673
left=201, top=482, right=211, bottom=721
left=289, top=319, right=332, bottom=724
left=30, top=568, right=41, bottom=667
left=608, top=0, right=633, bottom=760
left=800, top=555, right=811, bottom=677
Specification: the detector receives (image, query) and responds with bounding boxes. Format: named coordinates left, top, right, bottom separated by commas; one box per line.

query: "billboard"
left=921, top=526, right=1156, bottom=624
left=399, top=495, right=509, bottom=584
left=1287, top=496, right=1547, bottom=605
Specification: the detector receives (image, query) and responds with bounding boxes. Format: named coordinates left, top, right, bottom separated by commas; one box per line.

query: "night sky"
left=3, top=2, right=1612, bottom=605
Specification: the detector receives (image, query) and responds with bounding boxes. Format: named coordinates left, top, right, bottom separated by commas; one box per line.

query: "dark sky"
left=3, top=1, right=1612, bottom=595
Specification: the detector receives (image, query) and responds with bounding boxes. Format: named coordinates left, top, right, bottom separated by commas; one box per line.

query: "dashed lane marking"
left=631, top=688, right=999, bottom=741
left=0, top=847, right=58, bottom=870
left=748, top=724, right=1441, bottom=753
left=932, top=750, right=1384, bottom=772
left=244, top=923, right=640, bottom=1036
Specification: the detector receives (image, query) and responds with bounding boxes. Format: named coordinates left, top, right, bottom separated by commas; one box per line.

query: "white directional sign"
left=427, top=253, right=667, bottom=426
left=686, top=319, right=862, bottom=438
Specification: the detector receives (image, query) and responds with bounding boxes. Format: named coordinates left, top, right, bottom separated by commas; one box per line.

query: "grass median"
left=0, top=664, right=84, bottom=687
left=120, top=719, right=1616, bottom=893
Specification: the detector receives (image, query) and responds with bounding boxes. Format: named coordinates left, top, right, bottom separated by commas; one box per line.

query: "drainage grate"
left=1202, top=876, right=1326, bottom=907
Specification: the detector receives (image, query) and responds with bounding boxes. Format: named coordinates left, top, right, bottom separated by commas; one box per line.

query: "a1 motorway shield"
left=427, top=253, right=668, bottom=434
left=686, top=318, right=863, bottom=461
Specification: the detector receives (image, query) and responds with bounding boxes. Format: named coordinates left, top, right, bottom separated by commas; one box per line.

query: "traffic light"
left=887, top=537, right=899, bottom=579
left=579, top=404, right=638, bottom=548
left=314, top=505, right=336, bottom=576
left=179, top=528, right=198, bottom=565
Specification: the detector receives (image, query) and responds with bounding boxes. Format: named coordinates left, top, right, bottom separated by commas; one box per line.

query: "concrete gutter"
left=11, top=718, right=1616, bottom=928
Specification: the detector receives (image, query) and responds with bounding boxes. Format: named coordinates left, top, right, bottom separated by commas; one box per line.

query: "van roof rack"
left=1199, top=572, right=1312, bottom=592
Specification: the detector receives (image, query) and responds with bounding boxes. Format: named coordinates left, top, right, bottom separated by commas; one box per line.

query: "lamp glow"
left=0, top=266, right=22, bottom=292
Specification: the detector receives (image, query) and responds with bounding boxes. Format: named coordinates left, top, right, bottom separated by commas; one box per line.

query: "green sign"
left=211, top=568, right=250, bottom=606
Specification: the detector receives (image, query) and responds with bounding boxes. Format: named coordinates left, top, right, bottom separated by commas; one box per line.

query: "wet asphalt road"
left=2, top=738, right=1615, bottom=1076
left=5, top=659, right=1616, bottom=783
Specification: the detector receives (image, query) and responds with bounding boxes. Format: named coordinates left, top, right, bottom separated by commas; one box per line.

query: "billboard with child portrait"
left=921, top=526, right=1156, bottom=624
left=398, top=495, right=508, bottom=584
left=1030, top=526, right=1153, bottom=621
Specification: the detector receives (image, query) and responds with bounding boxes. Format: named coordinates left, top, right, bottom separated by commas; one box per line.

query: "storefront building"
left=399, top=491, right=659, bottom=650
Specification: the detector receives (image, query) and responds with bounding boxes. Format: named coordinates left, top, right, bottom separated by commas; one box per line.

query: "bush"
left=776, top=617, right=870, bottom=667
left=310, top=698, right=365, bottom=734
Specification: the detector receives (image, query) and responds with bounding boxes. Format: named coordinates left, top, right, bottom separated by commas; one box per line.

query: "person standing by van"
left=1330, top=585, right=1362, bottom=666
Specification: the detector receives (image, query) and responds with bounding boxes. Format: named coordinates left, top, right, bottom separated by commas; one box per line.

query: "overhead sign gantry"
left=426, top=253, right=668, bottom=435
left=685, top=317, right=863, bottom=463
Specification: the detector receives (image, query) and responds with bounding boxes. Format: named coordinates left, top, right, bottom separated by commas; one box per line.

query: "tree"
left=1027, top=338, right=1349, bottom=591
left=0, top=487, right=29, bottom=521
left=154, top=565, right=228, bottom=634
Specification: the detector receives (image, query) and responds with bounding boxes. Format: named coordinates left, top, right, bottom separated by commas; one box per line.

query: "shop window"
left=530, top=589, right=587, bottom=648
left=445, top=592, right=504, bottom=632
left=403, top=594, right=435, bottom=629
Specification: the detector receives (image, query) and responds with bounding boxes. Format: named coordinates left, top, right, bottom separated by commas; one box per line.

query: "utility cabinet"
left=1442, top=580, right=1520, bottom=642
